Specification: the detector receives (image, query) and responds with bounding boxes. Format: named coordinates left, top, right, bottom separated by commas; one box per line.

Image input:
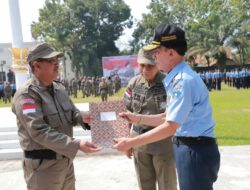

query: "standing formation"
left=62, top=74, right=121, bottom=102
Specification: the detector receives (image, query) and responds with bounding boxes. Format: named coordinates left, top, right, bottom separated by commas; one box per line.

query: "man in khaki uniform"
left=84, top=77, right=91, bottom=97
left=124, top=48, right=177, bottom=190
left=72, top=78, right=78, bottom=98
left=113, top=74, right=121, bottom=93
left=12, top=43, right=102, bottom=190
left=107, top=77, right=114, bottom=96
left=99, top=77, right=108, bottom=102
left=4, top=82, right=12, bottom=103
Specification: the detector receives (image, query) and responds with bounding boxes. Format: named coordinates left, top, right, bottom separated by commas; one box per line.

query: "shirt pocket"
left=43, top=106, right=61, bottom=128
left=60, top=100, right=73, bottom=124
left=132, top=95, right=145, bottom=113
left=124, top=94, right=132, bottom=111
left=56, top=90, right=74, bottom=124
left=153, top=94, right=167, bottom=113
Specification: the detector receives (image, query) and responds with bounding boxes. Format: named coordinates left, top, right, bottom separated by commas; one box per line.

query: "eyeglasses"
left=36, top=57, right=60, bottom=64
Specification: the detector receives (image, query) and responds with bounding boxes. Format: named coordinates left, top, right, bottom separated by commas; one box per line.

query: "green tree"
left=130, top=0, right=250, bottom=68
left=31, top=0, right=132, bottom=77
left=227, top=20, right=250, bottom=65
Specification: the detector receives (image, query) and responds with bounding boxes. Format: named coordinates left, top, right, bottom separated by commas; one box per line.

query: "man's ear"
left=169, top=49, right=174, bottom=56
left=32, top=61, right=41, bottom=72
left=169, top=49, right=177, bottom=56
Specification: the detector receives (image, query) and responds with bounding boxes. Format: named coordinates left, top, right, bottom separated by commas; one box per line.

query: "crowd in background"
left=224, top=68, right=250, bottom=89
left=0, top=73, right=121, bottom=104
left=61, top=73, right=121, bottom=102
left=61, top=66, right=250, bottom=102
left=1, top=66, right=249, bottom=105
left=197, top=67, right=250, bottom=91
left=0, top=69, right=16, bottom=104
left=0, top=81, right=16, bottom=104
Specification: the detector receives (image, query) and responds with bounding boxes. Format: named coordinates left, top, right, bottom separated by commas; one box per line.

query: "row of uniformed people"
left=97, top=75, right=121, bottom=102
left=197, top=70, right=223, bottom=91
left=225, top=68, right=250, bottom=89
left=61, top=74, right=122, bottom=100
left=197, top=68, right=250, bottom=90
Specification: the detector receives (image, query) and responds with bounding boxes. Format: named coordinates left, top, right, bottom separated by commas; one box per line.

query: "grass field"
left=1, top=84, right=249, bottom=146
left=209, top=85, right=250, bottom=145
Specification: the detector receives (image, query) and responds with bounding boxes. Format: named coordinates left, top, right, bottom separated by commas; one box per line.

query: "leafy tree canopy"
left=31, top=0, right=132, bottom=77
left=130, top=0, right=250, bottom=67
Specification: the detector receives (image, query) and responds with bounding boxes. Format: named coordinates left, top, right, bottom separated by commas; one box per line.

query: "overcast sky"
left=0, top=0, right=151, bottom=50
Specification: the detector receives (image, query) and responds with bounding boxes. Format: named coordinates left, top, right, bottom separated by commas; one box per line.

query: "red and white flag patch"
left=125, top=88, right=132, bottom=98
left=21, top=98, right=36, bottom=114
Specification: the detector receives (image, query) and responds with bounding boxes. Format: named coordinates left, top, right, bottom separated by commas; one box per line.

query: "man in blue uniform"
left=113, top=24, right=220, bottom=190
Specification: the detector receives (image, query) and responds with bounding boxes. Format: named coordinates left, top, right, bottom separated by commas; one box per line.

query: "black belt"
left=24, top=149, right=63, bottom=160
left=172, top=136, right=217, bottom=145
left=133, top=125, right=152, bottom=134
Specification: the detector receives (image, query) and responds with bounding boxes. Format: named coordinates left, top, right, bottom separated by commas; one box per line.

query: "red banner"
left=102, top=55, right=139, bottom=85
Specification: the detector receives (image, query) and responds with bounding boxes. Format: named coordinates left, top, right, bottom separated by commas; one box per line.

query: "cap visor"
left=138, top=58, right=155, bottom=65
left=41, top=51, right=64, bottom=59
left=143, top=44, right=160, bottom=51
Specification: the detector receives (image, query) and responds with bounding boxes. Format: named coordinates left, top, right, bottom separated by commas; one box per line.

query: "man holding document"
left=113, top=24, right=220, bottom=190
left=12, top=43, right=102, bottom=190
left=123, top=48, right=177, bottom=190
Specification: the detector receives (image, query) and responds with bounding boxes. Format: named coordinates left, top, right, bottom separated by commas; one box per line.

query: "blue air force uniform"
left=163, top=61, right=220, bottom=190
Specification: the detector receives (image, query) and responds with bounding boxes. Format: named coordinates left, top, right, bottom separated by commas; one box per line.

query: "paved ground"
left=1, top=105, right=249, bottom=189
left=0, top=145, right=250, bottom=190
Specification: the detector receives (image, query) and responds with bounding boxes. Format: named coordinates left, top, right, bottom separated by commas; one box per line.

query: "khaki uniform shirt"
left=4, top=85, right=12, bottom=97
left=125, top=72, right=172, bottom=155
left=99, top=81, right=108, bottom=93
left=12, top=76, right=87, bottom=159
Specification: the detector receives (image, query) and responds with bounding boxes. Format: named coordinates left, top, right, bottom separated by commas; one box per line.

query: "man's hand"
left=112, top=137, right=133, bottom=152
left=79, top=140, right=102, bottom=153
left=119, top=111, right=140, bottom=124
left=125, top=149, right=133, bottom=159
left=82, top=111, right=90, bottom=124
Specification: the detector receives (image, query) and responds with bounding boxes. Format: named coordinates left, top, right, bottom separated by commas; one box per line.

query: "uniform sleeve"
left=70, top=99, right=91, bottom=130
left=13, top=92, right=80, bottom=159
left=166, top=78, right=195, bottom=126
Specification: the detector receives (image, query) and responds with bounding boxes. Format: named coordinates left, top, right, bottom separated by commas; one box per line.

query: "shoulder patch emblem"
left=20, top=98, right=35, bottom=105
left=125, top=88, right=132, bottom=98
left=22, top=104, right=36, bottom=114
left=173, top=83, right=182, bottom=90
left=21, top=98, right=36, bottom=114
left=172, top=89, right=182, bottom=98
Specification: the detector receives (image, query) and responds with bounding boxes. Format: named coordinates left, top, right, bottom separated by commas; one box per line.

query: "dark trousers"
left=173, top=143, right=220, bottom=190
left=216, top=79, right=221, bottom=90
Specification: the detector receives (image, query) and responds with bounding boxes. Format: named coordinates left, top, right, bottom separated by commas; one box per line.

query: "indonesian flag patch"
left=21, top=98, right=36, bottom=114
left=125, top=88, right=132, bottom=98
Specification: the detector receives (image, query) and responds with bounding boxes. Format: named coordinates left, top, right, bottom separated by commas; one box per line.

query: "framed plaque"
left=89, top=100, right=130, bottom=148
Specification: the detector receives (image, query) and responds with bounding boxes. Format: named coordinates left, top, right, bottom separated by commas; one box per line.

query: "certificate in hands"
left=89, top=100, right=130, bottom=148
